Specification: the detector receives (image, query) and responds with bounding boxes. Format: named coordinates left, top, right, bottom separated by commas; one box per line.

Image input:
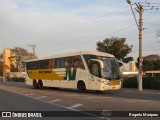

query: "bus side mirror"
left=89, top=59, right=103, bottom=69
left=89, top=60, right=102, bottom=78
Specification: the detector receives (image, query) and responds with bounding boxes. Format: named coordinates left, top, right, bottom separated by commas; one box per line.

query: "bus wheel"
left=38, top=80, right=43, bottom=89
left=33, top=80, right=38, bottom=89
left=96, top=90, right=102, bottom=93
left=77, top=81, right=86, bottom=93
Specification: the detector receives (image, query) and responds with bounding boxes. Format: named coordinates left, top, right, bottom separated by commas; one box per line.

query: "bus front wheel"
left=77, top=81, right=86, bottom=93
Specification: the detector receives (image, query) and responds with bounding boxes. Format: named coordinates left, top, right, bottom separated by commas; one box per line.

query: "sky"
left=0, top=0, right=160, bottom=60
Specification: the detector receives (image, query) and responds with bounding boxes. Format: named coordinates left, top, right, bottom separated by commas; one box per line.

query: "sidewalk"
left=122, top=88, right=160, bottom=94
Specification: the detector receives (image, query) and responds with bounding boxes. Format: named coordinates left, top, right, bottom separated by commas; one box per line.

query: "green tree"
left=96, top=37, right=133, bottom=66
left=9, top=47, right=34, bottom=72
left=136, top=55, right=160, bottom=71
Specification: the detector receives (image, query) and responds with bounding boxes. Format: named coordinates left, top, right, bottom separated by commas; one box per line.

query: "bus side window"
left=39, top=60, right=44, bottom=69
left=44, top=60, right=49, bottom=69
left=26, top=62, right=31, bottom=70
left=64, top=61, right=69, bottom=68
left=55, top=58, right=61, bottom=68
left=49, top=59, right=55, bottom=68
left=72, top=56, right=85, bottom=69
left=64, top=57, right=72, bottom=68
left=32, top=62, right=36, bottom=70
left=61, top=58, right=65, bottom=68
left=37, top=61, right=42, bottom=69
left=73, top=60, right=79, bottom=68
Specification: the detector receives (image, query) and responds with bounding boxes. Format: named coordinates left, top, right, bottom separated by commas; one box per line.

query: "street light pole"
left=126, top=0, right=139, bottom=30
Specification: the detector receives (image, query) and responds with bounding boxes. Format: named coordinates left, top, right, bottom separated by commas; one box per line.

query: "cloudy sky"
left=0, top=0, right=160, bottom=59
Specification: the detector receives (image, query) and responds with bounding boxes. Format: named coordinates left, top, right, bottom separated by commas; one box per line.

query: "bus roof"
left=26, top=50, right=115, bottom=62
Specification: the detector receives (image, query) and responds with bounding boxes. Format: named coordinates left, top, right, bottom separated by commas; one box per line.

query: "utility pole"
left=137, top=3, right=143, bottom=91
left=127, top=0, right=143, bottom=91
left=28, top=44, right=36, bottom=59
left=126, top=0, right=160, bottom=91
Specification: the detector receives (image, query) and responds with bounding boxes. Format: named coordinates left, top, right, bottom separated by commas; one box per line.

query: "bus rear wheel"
left=38, top=80, right=43, bottom=89
left=33, top=80, right=38, bottom=89
left=77, top=81, right=86, bottom=93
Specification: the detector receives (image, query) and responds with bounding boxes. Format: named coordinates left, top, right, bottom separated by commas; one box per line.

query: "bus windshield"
left=83, top=55, right=120, bottom=80
left=102, top=57, right=120, bottom=80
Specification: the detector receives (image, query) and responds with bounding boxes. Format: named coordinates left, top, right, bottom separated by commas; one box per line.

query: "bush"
left=123, top=77, right=138, bottom=88
left=123, top=77, right=160, bottom=90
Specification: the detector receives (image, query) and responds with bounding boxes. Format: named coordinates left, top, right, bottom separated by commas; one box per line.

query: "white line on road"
left=62, top=94, right=88, bottom=97
left=36, top=96, right=47, bottom=99
left=16, top=92, right=27, bottom=94
left=48, top=99, right=61, bottom=103
left=25, top=93, right=35, bottom=96
left=70, top=104, right=83, bottom=108
left=0, top=87, right=105, bottom=118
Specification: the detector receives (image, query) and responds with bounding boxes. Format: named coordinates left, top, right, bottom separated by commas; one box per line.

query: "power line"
left=130, top=49, right=160, bottom=54
left=46, top=24, right=135, bottom=52
left=140, top=1, right=160, bottom=11
left=143, top=22, right=160, bottom=26
left=36, top=8, right=133, bottom=50
left=34, top=5, right=130, bottom=44
left=36, top=1, right=159, bottom=54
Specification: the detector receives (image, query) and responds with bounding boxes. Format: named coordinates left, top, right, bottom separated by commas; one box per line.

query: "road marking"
left=36, top=96, right=47, bottom=99
left=62, top=94, right=88, bottom=97
left=25, top=93, right=35, bottom=96
left=0, top=87, right=99, bottom=118
left=48, top=99, right=61, bottom=103
left=17, top=92, right=28, bottom=94
left=126, top=99, right=153, bottom=103
left=61, top=94, right=78, bottom=96
left=70, top=104, right=83, bottom=108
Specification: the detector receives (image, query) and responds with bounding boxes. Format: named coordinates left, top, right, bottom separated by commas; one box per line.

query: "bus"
left=25, top=51, right=121, bottom=92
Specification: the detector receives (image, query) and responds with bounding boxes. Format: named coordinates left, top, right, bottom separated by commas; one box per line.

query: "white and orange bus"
left=25, top=51, right=121, bottom=92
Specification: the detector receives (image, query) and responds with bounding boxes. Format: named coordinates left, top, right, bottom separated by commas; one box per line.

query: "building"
left=3, top=48, right=11, bottom=81
left=129, top=61, right=136, bottom=72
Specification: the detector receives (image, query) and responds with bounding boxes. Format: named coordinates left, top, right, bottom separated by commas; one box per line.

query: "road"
left=0, top=81, right=160, bottom=120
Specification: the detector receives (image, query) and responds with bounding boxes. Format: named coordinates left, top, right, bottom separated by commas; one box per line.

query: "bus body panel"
left=25, top=51, right=121, bottom=91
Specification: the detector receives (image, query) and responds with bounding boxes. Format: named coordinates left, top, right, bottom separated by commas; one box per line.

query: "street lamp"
left=126, top=0, right=139, bottom=30
left=126, top=0, right=143, bottom=91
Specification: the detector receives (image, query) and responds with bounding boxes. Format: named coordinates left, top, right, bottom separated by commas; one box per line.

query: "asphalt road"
left=0, top=81, right=160, bottom=120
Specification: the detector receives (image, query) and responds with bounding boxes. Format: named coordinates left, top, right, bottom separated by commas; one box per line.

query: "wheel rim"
left=80, top=84, right=85, bottom=90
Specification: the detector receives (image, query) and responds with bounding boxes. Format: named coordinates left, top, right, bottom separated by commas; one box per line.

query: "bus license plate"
left=111, top=80, right=120, bottom=85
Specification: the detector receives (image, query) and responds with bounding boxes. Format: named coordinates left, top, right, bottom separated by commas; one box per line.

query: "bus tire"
left=96, top=90, right=103, bottom=93
left=38, top=80, right=43, bottom=89
left=77, top=81, right=86, bottom=93
left=33, top=80, right=38, bottom=89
